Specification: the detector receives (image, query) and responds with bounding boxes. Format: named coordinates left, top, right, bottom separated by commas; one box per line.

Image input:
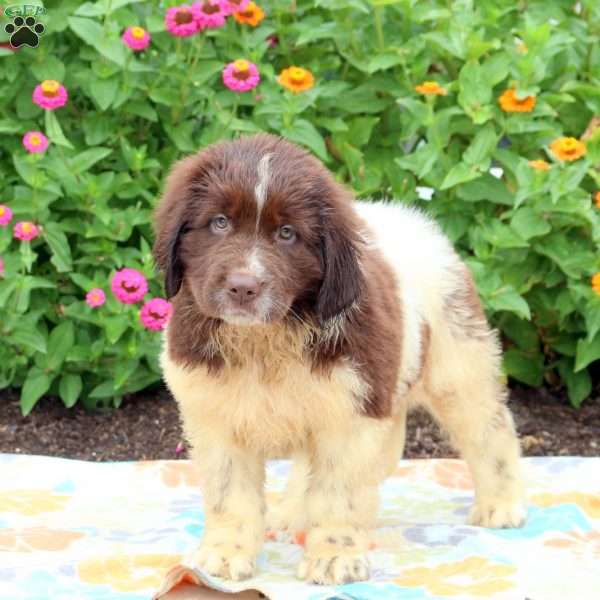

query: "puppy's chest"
left=162, top=338, right=366, bottom=455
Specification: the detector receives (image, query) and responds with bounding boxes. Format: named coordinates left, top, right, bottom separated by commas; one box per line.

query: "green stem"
left=373, top=6, right=385, bottom=51
left=226, top=96, right=240, bottom=133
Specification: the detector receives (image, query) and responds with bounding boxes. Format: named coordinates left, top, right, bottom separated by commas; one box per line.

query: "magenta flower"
left=22, top=131, right=49, bottom=154
left=14, top=221, right=40, bottom=241
left=222, top=59, right=260, bottom=92
left=86, top=288, right=106, bottom=308
left=32, top=80, right=68, bottom=110
left=140, top=298, right=173, bottom=331
left=192, top=0, right=227, bottom=29
left=122, top=26, right=151, bottom=51
left=221, top=0, right=249, bottom=15
left=165, top=5, right=199, bottom=37
left=111, top=268, right=148, bottom=304
left=0, top=205, right=12, bottom=227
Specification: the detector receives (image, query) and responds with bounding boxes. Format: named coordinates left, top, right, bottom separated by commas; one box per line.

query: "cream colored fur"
left=161, top=201, right=525, bottom=585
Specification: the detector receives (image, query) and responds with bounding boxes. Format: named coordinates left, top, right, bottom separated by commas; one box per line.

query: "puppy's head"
left=153, top=134, right=363, bottom=326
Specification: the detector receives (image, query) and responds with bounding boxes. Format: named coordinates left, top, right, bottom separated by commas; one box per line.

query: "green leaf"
left=11, top=327, right=47, bottom=354
left=21, top=368, right=52, bottom=416
left=46, top=321, right=75, bottom=371
left=440, top=162, right=482, bottom=190
left=68, top=16, right=126, bottom=66
left=104, top=315, right=129, bottom=344
left=70, top=147, right=112, bottom=174
left=510, top=208, right=551, bottom=240
left=59, top=373, right=83, bottom=408
left=463, top=124, right=498, bottom=166
left=89, top=380, right=115, bottom=399
left=114, top=359, right=140, bottom=389
left=488, top=287, right=531, bottom=319
left=43, top=223, right=72, bottom=272
left=575, top=334, right=600, bottom=372
left=45, top=110, right=73, bottom=149
left=503, top=348, right=544, bottom=386
left=558, top=359, right=591, bottom=407
left=456, top=175, right=513, bottom=205
left=395, top=143, right=438, bottom=179
left=282, top=120, right=328, bottom=161
left=29, top=56, right=65, bottom=82
left=89, top=77, right=119, bottom=111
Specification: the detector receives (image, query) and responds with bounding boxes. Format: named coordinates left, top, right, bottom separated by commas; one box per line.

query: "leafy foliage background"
left=1, top=0, right=600, bottom=413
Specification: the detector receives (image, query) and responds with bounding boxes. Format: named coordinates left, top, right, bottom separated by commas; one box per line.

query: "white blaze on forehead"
left=254, top=153, right=272, bottom=223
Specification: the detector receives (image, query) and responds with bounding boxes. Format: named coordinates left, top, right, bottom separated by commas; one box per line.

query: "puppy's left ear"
left=153, top=155, right=199, bottom=299
left=316, top=208, right=364, bottom=323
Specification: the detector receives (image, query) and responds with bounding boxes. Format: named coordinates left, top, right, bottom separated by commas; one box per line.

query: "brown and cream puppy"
left=153, top=133, right=526, bottom=585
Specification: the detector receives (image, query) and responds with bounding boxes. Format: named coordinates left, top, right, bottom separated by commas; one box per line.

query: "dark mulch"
left=0, top=385, right=598, bottom=461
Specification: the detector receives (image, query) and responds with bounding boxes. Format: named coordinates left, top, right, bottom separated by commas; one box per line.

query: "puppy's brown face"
left=154, top=135, right=363, bottom=325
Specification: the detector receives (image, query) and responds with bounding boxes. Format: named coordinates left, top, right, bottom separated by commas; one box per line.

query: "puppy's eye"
left=211, top=215, right=231, bottom=233
left=277, top=225, right=296, bottom=243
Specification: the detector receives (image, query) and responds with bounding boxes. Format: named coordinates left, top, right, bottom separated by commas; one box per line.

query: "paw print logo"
left=5, top=16, right=45, bottom=48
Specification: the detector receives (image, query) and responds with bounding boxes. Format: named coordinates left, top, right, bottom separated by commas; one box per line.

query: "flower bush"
left=1, top=0, right=600, bottom=414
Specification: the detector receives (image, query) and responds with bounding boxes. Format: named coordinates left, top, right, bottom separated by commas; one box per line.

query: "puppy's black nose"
left=226, top=272, right=261, bottom=304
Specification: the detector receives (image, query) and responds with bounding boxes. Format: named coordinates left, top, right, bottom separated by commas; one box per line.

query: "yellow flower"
left=593, top=273, right=600, bottom=296
left=595, top=191, right=600, bottom=209
left=528, top=159, right=551, bottom=171
left=415, top=80, right=447, bottom=96
left=41, top=79, right=60, bottom=95
left=498, top=88, right=536, bottom=112
left=394, top=557, right=516, bottom=597
left=278, top=66, right=315, bottom=93
left=233, top=2, right=265, bottom=27
left=549, top=137, right=586, bottom=161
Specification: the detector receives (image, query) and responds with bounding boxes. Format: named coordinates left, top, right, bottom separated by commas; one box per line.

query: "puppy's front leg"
left=191, top=436, right=265, bottom=581
left=298, top=419, right=389, bottom=585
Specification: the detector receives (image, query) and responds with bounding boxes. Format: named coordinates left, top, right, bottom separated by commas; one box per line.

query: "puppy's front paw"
left=469, top=498, right=526, bottom=528
left=193, top=538, right=257, bottom=581
left=297, top=553, right=369, bottom=585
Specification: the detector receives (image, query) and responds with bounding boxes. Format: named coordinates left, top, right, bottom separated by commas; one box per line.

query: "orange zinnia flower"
left=549, top=137, right=586, bottom=162
left=498, top=88, right=536, bottom=113
left=415, top=81, right=447, bottom=96
left=595, top=191, right=600, bottom=209
left=592, top=273, right=600, bottom=296
left=528, top=159, right=551, bottom=171
left=278, top=66, right=314, bottom=93
left=233, top=2, right=265, bottom=26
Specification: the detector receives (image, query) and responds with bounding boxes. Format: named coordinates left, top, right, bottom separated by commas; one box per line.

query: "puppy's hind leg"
left=420, top=329, right=526, bottom=529
left=266, top=453, right=310, bottom=542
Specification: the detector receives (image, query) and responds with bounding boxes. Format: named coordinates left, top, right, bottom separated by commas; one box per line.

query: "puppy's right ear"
left=153, top=155, right=199, bottom=299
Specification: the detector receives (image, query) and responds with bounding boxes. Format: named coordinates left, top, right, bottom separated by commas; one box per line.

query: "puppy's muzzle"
left=225, top=271, right=264, bottom=308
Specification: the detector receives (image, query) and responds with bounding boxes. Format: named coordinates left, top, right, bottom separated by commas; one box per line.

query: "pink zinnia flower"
left=0, top=205, right=13, bottom=227
left=122, top=26, right=151, bottom=51
left=222, top=59, right=260, bottom=92
left=192, top=0, right=227, bottom=28
left=13, top=221, right=40, bottom=241
left=86, top=288, right=106, bottom=308
left=111, top=268, right=148, bottom=304
left=221, top=0, right=249, bottom=15
left=22, top=131, right=49, bottom=154
left=165, top=5, right=199, bottom=37
left=32, top=80, right=68, bottom=110
left=140, top=298, right=173, bottom=331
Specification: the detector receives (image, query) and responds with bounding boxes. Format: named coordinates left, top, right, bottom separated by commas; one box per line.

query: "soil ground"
left=0, top=385, right=598, bottom=461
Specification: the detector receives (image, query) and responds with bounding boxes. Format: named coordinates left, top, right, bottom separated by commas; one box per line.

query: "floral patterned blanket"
left=1, top=454, right=599, bottom=600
